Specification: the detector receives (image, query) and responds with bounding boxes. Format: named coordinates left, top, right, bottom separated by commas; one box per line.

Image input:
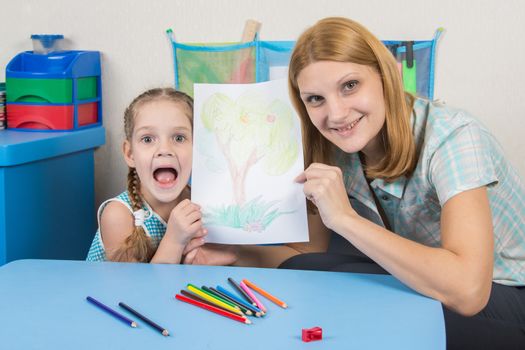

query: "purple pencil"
left=86, top=296, right=137, bottom=328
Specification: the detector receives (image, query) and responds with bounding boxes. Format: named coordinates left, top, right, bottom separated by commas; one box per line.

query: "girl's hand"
left=183, top=244, right=238, bottom=266
left=295, top=163, right=357, bottom=231
left=166, top=199, right=207, bottom=246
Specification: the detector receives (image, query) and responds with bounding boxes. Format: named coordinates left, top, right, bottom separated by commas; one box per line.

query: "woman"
left=284, top=17, right=525, bottom=348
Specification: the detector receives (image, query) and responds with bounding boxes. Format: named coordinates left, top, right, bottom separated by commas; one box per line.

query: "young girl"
left=87, top=87, right=206, bottom=263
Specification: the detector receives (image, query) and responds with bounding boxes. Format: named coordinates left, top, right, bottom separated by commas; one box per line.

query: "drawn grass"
left=204, top=196, right=294, bottom=233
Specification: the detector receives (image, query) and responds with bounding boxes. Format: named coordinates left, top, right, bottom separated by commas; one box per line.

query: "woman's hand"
left=182, top=243, right=238, bottom=266
left=295, top=163, right=357, bottom=231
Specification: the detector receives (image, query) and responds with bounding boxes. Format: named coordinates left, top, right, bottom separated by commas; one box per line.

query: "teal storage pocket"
left=169, top=28, right=442, bottom=99
left=383, top=28, right=443, bottom=99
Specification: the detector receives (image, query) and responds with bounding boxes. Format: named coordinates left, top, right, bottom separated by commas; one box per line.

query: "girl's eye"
left=174, top=134, right=186, bottom=143
left=343, top=80, right=358, bottom=91
left=141, top=136, right=153, bottom=144
left=305, top=95, right=324, bottom=105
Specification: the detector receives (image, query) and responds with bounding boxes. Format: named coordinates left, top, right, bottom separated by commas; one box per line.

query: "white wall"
left=1, top=0, right=524, bottom=208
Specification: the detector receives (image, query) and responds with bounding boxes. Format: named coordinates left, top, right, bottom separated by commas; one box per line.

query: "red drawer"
left=7, top=102, right=98, bottom=130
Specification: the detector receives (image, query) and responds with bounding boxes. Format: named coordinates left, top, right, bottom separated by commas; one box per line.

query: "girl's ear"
left=123, top=140, right=135, bottom=167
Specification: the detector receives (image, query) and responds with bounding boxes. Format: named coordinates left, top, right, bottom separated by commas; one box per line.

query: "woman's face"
left=297, top=60, right=386, bottom=160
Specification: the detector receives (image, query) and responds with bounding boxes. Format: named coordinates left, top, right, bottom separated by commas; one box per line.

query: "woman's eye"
left=343, top=80, right=358, bottom=91
left=141, top=136, right=153, bottom=144
left=306, top=95, right=324, bottom=105
left=175, top=135, right=186, bottom=143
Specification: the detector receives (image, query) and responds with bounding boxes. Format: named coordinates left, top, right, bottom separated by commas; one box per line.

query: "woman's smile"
left=330, top=114, right=366, bottom=136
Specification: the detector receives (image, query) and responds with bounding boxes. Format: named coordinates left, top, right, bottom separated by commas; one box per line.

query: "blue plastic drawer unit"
left=0, top=127, right=105, bottom=265
left=5, top=50, right=102, bottom=131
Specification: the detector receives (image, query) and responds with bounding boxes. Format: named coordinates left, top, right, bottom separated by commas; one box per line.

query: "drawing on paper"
left=199, top=90, right=299, bottom=232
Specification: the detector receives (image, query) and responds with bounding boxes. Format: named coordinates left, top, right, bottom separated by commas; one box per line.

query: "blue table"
left=0, top=259, right=445, bottom=349
left=0, top=128, right=105, bottom=264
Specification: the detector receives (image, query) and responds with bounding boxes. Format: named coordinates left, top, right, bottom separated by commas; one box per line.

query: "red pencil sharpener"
left=302, top=326, right=323, bottom=342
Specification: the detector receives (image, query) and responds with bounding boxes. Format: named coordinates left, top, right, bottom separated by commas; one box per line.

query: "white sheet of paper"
left=192, top=78, right=309, bottom=244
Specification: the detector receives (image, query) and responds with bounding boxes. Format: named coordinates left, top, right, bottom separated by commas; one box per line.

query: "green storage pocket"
left=172, top=41, right=257, bottom=98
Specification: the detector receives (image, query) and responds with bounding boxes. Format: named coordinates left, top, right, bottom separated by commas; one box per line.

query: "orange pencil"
left=242, top=279, right=288, bottom=309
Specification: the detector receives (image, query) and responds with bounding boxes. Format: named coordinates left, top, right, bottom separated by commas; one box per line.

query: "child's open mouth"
left=153, top=167, right=178, bottom=188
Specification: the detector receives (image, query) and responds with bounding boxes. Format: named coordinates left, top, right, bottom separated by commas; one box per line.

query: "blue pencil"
left=86, top=296, right=137, bottom=328
left=217, top=285, right=263, bottom=315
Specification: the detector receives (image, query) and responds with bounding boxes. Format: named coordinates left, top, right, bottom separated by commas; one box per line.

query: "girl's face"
left=123, top=99, right=193, bottom=206
left=297, top=60, right=386, bottom=160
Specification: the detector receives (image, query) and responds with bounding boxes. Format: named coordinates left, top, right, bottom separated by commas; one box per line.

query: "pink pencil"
left=240, top=281, right=266, bottom=313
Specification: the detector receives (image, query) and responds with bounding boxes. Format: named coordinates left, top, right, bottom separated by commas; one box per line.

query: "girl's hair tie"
left=132, top=209, right=151, bottom=227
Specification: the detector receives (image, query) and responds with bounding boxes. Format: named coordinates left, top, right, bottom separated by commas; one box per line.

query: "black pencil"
left=216, top=285, right=263, bottom=317
left=209, top=286, right=262, bottom=316
left=200, top=285, right=243, bottom=311
left=180, top=290, right=228, bottom=311
left=228, top=277, right=257, bottom=307
left=118, top=302, right=169, bottom=336
left=203, top=286, right=253, bottom=316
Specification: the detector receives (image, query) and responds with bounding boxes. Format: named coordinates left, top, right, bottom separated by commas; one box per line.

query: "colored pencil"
left=181, top=289, right=258, bottom=320
left=201, top=286, right=252, bottom=316
left=200, top=286, right=245, bottom=312
left=176, top=293, right=251, bottom=325
left=228, top=277, right=257, bottom=307
left=86, top=296, right=137, bottom=328
left=216, top=285, right=263, bottom=317
left=180, top=289, right=246, bottom=315
left=205, top=286, right=253, bottom=316
left=242, top=279, right=288, bottom=308
left=118, top=302, right=169, bottom=336
left=181, top=289, right=247, bottom=315
left=182, top=289, right=258, bottom=319
left=240, top=281, right=267, bottom=312
left=187, top=284, right=243, bottom=316
left=180, top=289, right=221, bottom=308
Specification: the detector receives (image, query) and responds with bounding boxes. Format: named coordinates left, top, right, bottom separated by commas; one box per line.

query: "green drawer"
left=77, top=77, right=98, bottom=100
left=6, top=77, right=97, bottom=103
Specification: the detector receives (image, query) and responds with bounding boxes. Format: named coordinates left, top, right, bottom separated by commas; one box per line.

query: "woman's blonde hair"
left=288, top=17, right=416, bottom=180
left=111, top=87, right=193, bottom=262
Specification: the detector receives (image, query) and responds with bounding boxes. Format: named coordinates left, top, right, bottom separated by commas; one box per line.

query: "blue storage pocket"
left=169, top=28, right=442, bottom=99
left=256, top=41, right=296, bottom=82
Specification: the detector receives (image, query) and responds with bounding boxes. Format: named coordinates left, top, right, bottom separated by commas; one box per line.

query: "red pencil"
left=175, top=294, right=251, bottom=325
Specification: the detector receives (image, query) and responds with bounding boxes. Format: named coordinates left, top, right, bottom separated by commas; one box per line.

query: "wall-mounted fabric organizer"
left=169, top=28, right=443, bottom=100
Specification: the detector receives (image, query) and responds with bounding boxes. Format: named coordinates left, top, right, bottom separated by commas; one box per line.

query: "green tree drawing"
left=200, top=91, right=299, bottom=232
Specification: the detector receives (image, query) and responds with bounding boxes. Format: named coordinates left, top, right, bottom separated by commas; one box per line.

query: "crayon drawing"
left=192, top=79, right=309, bottom=244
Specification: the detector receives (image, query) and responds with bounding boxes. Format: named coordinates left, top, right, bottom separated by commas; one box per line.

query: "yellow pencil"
left=187, top=284, right=244, bottom=316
